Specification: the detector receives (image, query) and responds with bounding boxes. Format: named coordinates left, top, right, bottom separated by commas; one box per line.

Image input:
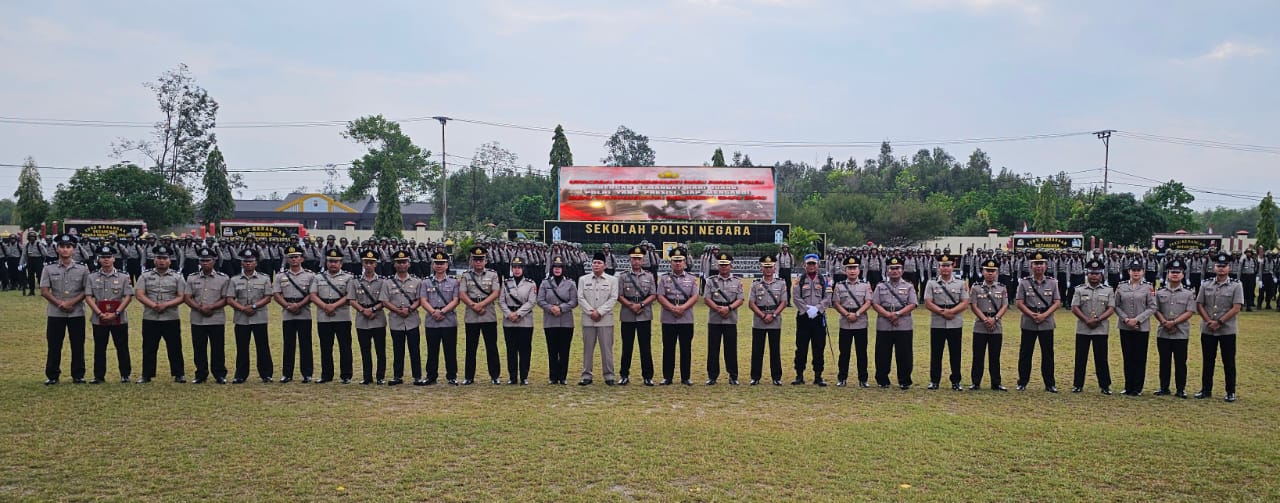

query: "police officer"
left=969, top=259, right=1009, bottom=390
left=702, top=252, right=742, bottom=385
left=1195, top=252, right=1243, bottom=402
left=350, top=250, right=388, bottom=384
left=1015, top=251, right=1062, bottom=393
left=539, top=256, right=577, bottom=385
left=40, top=234, right=88, bottom=384
left=185, top=246, right=231, bottom=384
left=24, top=231, right=47, bottom=297
left=135, top=244, right=187, bottom=383
left=617, top=246, right=657, bottom=386
left=420, top=251, right=460, bottom=385
left=84, top=244, right=132, bottom=384
left=1115, top=259, right=1157, bottom=396
left=383, top=250, right=423, bottom=385
left=924, top=254, right=967, bottom=391
left=789, top=253, right=830, bottom=386
left=459, top=246, right=503, bottom=385
left=832, top=256, right=872, bottom=388
left=1239, top=248, right=1259, bottom=312
left=578, top=252, right=618, bottom=386
left=1153, top=259, right=1196, bottom=398
left=226, top=249, right=274, bottom=383
left=1070, top=259, right=1115, bottom=394
left=499, top=256, right=537, bottom=385
left=871, top=256, right=917, bottom=389
left=748, top=255, right=788, bottom=385
left=273, top=245, right=315, bottom=383
left=657, top=247, right=699, bottom=385
left=311, top=249, right=354, bottom=383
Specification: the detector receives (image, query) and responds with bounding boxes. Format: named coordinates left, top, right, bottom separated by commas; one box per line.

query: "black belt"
left=714, top=300, right=732, bottom=307
left=285, top=297, right=305, bottom=303
left=321, top=298, right=340, bottom=303
left=936, top=303, right=957, bottom=309
left=627, top=296, right=644, bottom=303
left=470, top=297, right=486, bottom=303
left=1030, top=306, right=1047, bottom=314
left=983, top=311, right=997, bottom=317
left=757, top=305, right=777, bottom=311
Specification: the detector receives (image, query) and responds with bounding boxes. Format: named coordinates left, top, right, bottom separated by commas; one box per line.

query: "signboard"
left=1152, top=234, right=1221, bottom=252
left=557, top=166, right=776, bottom=222
left=506, top=229, right=544, bottom=241
left=220, top=221, right=300, bottom=240
left=1011, top=233, right=1084, bottom=250
left=544, top=220, right=789, bottom=245
left=63, top=219, right=146, bottom=239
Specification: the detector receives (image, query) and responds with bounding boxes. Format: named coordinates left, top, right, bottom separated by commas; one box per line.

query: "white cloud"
left=1196, top=41, right=1267, bottom=61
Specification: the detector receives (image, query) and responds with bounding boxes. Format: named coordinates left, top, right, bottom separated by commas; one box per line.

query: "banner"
left=63, top=219, right=146, bottom=239
left=1011, top=233, right=1084, bottom=250
left=220, top=221, right=300, bottom=240
left=506, top=229, right=544, bottom=241
left=557, top=166, right=776, bottom=222
left=544, top=220, right=789, bottom=245
left=1152, top=234, right=1221, bottom=252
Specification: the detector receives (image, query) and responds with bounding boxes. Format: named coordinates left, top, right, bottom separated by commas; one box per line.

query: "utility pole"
left=1094, top=130, right=1115, bottom=194
left=433, top=116, right=450, bottom=235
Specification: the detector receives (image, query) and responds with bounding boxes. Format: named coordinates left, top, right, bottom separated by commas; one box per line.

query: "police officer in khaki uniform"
left=227, top=249, right=274, bottom=383
left=420, top=251, right=460, bottom=385
left=311, top=249, right=354, bottom=383
left=871, top=256, right=917, bottom=389
left=969, top=259, right=1008, bottom=390
left=791, top=253, right=830, bottom=386
left=136, top=245, right=187, bottom=383
left=617, top=246, right=657, bottom=386
left=578, top=252, right=618, bottom=385
left=1114, top=259, right=1157, bottom=396
left=1153, top=259, right=1196, bottom=398
left=924, top=254, right=968, bottom=391
left=748, top=255, right=788, bottom=385
left=1196, top=252, right=1243, bottom=402
left=273, top=245, right=315, bottom=383
left=499, top=256, right=537, bottom=384
left=657, top=247, right=699, bottom=385
left=459, top=246, right=503, bottom=385
left=1015, top=251, right=1062, bottom=393
left=1070, top=259, right=1115, bottom=394
left=40, top=234, right=88, bottom=384
left=84, top=244, right=133, bottom=384
left=832, top=256, right=872, bottom=388
left=703, top=252, right=743, bottom=385
left=350, top=250, right=387, bottom=384
left=384, top=250, right=423, bottom=385
left=539, top=256, right=577, bottom=385
left=185, top=247, right=231, bottom=384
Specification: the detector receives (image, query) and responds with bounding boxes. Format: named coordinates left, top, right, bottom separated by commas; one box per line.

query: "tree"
left=602, top=125, right=655, bottom=167
left=198, top=147, right=235, bottom=225
left=1078, top=193, right=1166, bottom=248
left=1257, top=192, right=1278, bottom=252
left=731, top=151, right=754, bottom=167
left=342, top=115, right=437, bottom=238
left=473, top=141, right=521, bottom=177
left=548, top=124, right=573, bottom=207
left=1033, top=179, right=1058, bottom=232
left=0, top=198, right=15, bottom=225
left=711, top=148, right=726, bottom=167
left=1143, top=180, right=1196, bottom=231
left=112, top=63, right=219, bottom=189
left=13, top=156, right=49, bottom=230
left=51, top=164, right=193, bottom=229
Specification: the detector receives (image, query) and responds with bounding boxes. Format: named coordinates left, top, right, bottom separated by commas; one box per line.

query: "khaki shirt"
left=578, top=273, right=619, bottom=327
left=617, top=269, right=655, bottom=323
left=311, top=270, right=354, bottom=324
left=419, top=275, right=459, bottom=329
left=703, top=274, right=743, bottom=325
left=40, top=261, right=89, bottom=318
left=1197, top=278, right=1243, bottom=336
left=924, top=276, right=967, bottom=329
left=382, top=274, right=422, bottom=331
left=871, top=279, right=917, bottom=332
left=137, top=268, right=186, bottom=322
left=1072, top=282, right=1113, bottom=336
left=85, top=268, right=132, bottom=325
left=538, top=276, right=578, bottom=328
left=1114, top=281, right=1157, bottom=332
left=459, top=269, right=500, bottom=323
left=229, top=272, right=272, bottom=325
left=791, top=273, right=830, bottom=311
left=185, top=270, right=231, bottom=326
left=832, top=279, right=871, bottom=330
left=273, top=269, right=315, bottom=322
left=969, top=281, right=1008, bottom=334
left=749, top=276, right=788, bottom=330
left=347, top=273, right=387, bottom=330
left=1016, top=276, right=1060, bottom=331
left=1155, top=284, right=1196, bottom=340
left=498, top=276, right=537, bottom=328
left=658, top=272, right=698, bottom=325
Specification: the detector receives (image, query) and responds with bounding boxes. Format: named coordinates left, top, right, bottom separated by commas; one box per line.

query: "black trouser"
left=465, top=321, right=501, bottom=381
left=425, top=326, right=458, bottom=381
left=5, top=258, right=20, bottom=290
left=1072, top=333, right=1111, bottom=389
left=874, top=329, right=913, bottom=386
left=1200, top=333, right=1237, bottom=394
left=391, top=328, right=422, bottom=380
left=1018, top=329, right=1056, bottom=387
left=1190, top=273, right=1203, bottom=292
left=234, top=324, right=272, bottom=380
left=45, top=315, right=85, bottom=380
left=1118, top=329, right=1148, bottom=393
left=972, top=331, right=1003, bottom=387
left=544, top=327, right=573, bottom=382
left=793, top=315, right=826, bottom=378
left=661, top=323, right=694, bottom=381
left=1067, top=274, right=1084, bottom=303
left=837, top=327, right=868, bottom=383
left=930, top=327, right=963, bottom=385
left=707, top=323, right=738, bottom=380
left=127, top=258, right=142, bottom=283
left=190, top=324, right=226, bottom=380
left=1056, top=272, right=1069, bottom=300
left=91, top=322, right=130, bottom=380
left=1241, top=273, right=1257, bottom=309
left=1260, top=273, right=1276, bottom=307
left=26, top=261, right=43, bottom=294
left=1156, top=337, right=1188, bottom=392
left=181, top=260, right=198, bottom=277
left=619, top=320, right=654, bottom=380
left=751, top=328, right=783, bottom=381
left=357, top=326, right=387, bottom=382
left=780, top=267, right=793, bottom=300
left=281, top=319, right=314, bottom=379
left=141, top=319, right=184, bottom=379
left=1107, top=273, right=1121, bottom=287
left=317, top=321, right=353, bottom=381
left=504, top=326, right=533, bottom=381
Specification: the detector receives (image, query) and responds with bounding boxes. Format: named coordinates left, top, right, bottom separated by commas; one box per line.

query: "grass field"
left=1, top=285, right=1278, bottom=501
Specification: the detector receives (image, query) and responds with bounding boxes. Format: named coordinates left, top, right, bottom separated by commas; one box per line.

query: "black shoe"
left=791, top=377, right=805, bottom=385
left=969, top=384, right=980, bottom=390
left=507, top=379, right=518, bottom=385
left=749, top=379, right=759, bottom=385
left=492, top=379, right=502, bottom=385
left=1153, top=389, right=1171, bottom=396
left=681, top=380, right=693, bottom=386
left=279, top=377, right=292, bottom=384
left=1046, top=386, right=1059, bottom=393
left=643, top=379, right=654, bottom=386
left=1225, top=393, right=1237, bottom=402
left=578, top=379, right=592, bottom=386
left=899, top=384, right=911, bottom=390
left=377, top=379, right=387, bottom=385
left=341, top=378, right=350, bottom=384
left=192, top=378, right=205, bottom=384
left=522, top=379, right=530, bottom=385
left=301, top=377, right=312, bottom=383
left=952, top=384, right=963, bottom=391
left=659, top=379, right=671, bottom=386
left=1072, top=387, right=1083, bottom=393
left=837, top=380, right=848, bottom=387
left=360, top=379, right=372, bottom=385
left=729, top=378, right=739, bottom=385
left=121, top=376, right=131, bottom=383
left=1176, top=390, right=1187, bottom=398
left=89, top=379, right=103, bottom=384
left=43, top=378, right=58, bottom=385
left=232, top=378, right=246, bottom=384
left=72, top=378, right=86, bottom=384
left=772, top=380, right=783, bottom=386
left=447, top=379, right=458, bottom=386
left=1016, top=385, right=1026, bottom=391
left=217, top=377, right=228, bottom=384
left=605, top=379, right=615, bottom=386
left=618, top=377, right=630, bottom=385
left=859, top=381, right=870, bottom=388
left=813, top=378, right=827, bottom=387
left=879, top=383, right=890, bottom=389
left=1101, top=388, right=1113, bottom=395
left=412, top=380, right=427, bottom=386
left=315, top=379, right=329, bottom=384
left=993, top=385, right=1008, bottom=391
left=260, top=377, right=272, bottom=383
left=927, top=382, right=939, bottom=390
left=136, top=378, right=152, bottom=384
left=1130, top=390, right=1142, bottom=397
left=387, top=378, right=403, bottom=386
left=705, top=379, right=717, bottom=385
left=173, top=376, right=186, bottom=383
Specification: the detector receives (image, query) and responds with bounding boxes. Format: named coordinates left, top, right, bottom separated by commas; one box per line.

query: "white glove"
left=806, top=305, right=819, bottom=318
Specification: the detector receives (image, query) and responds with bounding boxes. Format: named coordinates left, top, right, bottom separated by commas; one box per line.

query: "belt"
left=983, top=311, right=997, bottom=317
left=936, top=303, right=957, bottom=309
left=1030, top=306, right=1047, bottom=314
left=757, top=305, right=777, bottom=312
left=714, top=300, right=732, bottom=307
left=321, top=298, right=340, bottom=303
left=285, top=297, right=305, bottom=303
left=470, top=297, right=487, bottom=303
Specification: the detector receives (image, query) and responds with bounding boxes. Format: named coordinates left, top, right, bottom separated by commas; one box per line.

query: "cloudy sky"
left=2, top=0, right=1276, bottom=210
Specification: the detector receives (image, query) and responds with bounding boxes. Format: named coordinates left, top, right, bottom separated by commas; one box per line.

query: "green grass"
left=1, top=285, right=1277, bottom=501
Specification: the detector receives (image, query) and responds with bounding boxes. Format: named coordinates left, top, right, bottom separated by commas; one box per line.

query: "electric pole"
left=1095, top=130, right=1115, bottom=194
left=434, top=116, right=450, bottom=235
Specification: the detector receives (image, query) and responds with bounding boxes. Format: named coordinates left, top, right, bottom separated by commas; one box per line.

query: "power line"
left=1114, top=130, right=1280, bottom=155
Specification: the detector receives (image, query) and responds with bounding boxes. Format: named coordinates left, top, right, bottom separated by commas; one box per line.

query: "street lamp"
left=433, top=116, right=450, bottom=236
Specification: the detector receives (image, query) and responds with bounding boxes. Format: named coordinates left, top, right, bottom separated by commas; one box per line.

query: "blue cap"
left=803, top=253, right=820, bottom=263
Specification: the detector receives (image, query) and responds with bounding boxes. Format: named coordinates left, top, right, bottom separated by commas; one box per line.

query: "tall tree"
left=473, top=141, right=521, bottom=177
left=602, top=125, right=655, bottom=167
left=199, top=147, right=235, bottom=225
left=0, top=199, right=15, bottom=225
left=112, top=63, right=219, bottom=189
left=1033, top=179, right=1058, bottom=231
left=1257, top=192, right=1278, bottom=252
left=342, top=115, right=436, bottom=238
left=548, top=124, right=573, bottom=208
left=1079, top=193, right=1166, bottom=248
left=51, top=164, right=193, bottom=229
left=13, top=156, right=49, bottom=230
left=711, top=148, right=726, bottom=167
left=1143, top=180, right=1197, bottom=232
